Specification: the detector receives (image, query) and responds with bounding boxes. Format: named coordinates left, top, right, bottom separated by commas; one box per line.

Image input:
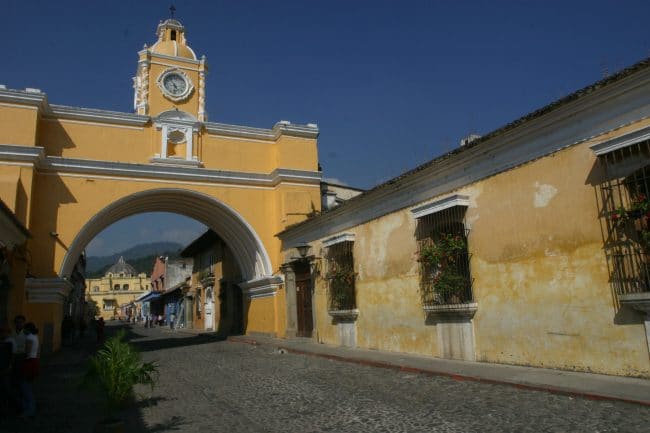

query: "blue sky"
left=5, top=0, right=650, bottom=256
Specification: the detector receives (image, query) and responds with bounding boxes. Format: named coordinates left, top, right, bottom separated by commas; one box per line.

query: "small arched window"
left=113, top=284, right=120, bottom=291
left=93, top=286, right=100, bottom=292
left=123, top=284, right=129, bottom=291
left=171, top=30, right=177, bottom=41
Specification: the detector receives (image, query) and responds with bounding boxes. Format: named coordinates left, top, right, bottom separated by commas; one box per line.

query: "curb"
left=229, top=337, right=650, bottom=407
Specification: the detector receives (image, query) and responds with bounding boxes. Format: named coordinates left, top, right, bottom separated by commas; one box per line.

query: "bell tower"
left=133, top=17, right=208, bottom=121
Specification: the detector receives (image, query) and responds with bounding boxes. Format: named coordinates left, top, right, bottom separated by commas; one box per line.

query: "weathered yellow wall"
left=468, top=128, right=649, bottom=376
left=245, top=295, right=277, bottom=336
left=275, top=286, right=287, bottom=337
left=275, top=136, right=319, bottom=171
left=201, top=134, right=275, bottom=173
left=299, top=120, right=650, bottom=377
left=38, top=119, right=151, bottom=161
left=0, top=105, right=38, bottom=145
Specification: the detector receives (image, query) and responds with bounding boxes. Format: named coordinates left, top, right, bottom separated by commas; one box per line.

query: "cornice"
left=239, top=276, right=283, bottom=299
left=411, top=195, right=470, bottom=219
left=25, top=277, right=73, bottom=304
left=278, top=66, right=650, bottom=246
left=205, top=121, right=319, bottom=141
left=0, top=144, right=44, bottom=163
left=0, top=88, right=47, bottom=110
left=148, top=51, right=201, bottom=65
left=47, top=105, right=150, bottom=127
left=590, top=125, right=650, bottom=156
left=322, top=233, right=355, bottom=247
left=39, top=156, right=321, bottom=187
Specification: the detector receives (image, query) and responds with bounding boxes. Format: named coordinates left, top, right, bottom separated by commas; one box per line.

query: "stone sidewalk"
left=226, top=333, right=650, bottom=406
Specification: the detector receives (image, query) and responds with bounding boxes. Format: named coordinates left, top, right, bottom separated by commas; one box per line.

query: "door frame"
left=282, top=259, right=316, bottom=339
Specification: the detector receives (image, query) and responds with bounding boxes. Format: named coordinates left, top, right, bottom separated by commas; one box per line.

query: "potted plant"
left=83, top=330, right=158, bottom=433
left=326, top=267, right=357, bottom=310
left=419, top=233, right=468, bottom=304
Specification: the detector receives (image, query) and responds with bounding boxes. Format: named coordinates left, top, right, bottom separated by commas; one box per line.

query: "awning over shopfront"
left=137, top=292, right=161, bottom=303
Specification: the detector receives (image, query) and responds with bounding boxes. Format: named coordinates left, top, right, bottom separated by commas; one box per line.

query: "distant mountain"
left=86, top=241, right=183, bottom=277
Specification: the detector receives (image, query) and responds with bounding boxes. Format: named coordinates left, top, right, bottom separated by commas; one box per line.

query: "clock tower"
left=133, top=18, right=208, bottom=121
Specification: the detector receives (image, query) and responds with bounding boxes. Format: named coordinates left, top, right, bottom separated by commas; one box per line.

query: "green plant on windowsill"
left=611, top=193, right=650, bottom=222
left=418, top=233, right=466, bottom=268
left=326, top=267, right=356, bottom=310
left=419, top=233, right=468, bottom=304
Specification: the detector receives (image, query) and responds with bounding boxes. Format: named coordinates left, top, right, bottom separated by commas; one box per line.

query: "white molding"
left=322, top=233, right=355, bottom=247
left=424, top=302, right=478, bottom=320
left=47, top=104, right=149, bottom=127
left=38, top=156, right=321, bottom=187
left=0, top=144, right=44, bottom=163
left=150, top=157, right=202, bottom=167
left=279, top=68, right=650, bottom=246
left=149, top=51, right=201, bottom=65
left=43, top=117, right=145, bottom=131
left=59, top=189, right=275, bottom=282
left=149, top=61, right=199, bottom=72
left=156, top=68, right=195, bottom=103
left=25, top=277, right=73, bottom=304
left=0, top=102, right=39, bottom=111
left=239, top=276, right=283, bottom=299
left=205, top=121, right=319, bottom=141
left=328, top=309, right=359, bottom=321
left=411, top=194, right=470, bottom=219
left=0, top=88, right=47, bottom=108
left=590, top=125, right=650, bottom=156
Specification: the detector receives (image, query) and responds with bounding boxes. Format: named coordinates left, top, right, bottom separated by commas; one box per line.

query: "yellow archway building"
left=0, top=18, right=321, bottom=350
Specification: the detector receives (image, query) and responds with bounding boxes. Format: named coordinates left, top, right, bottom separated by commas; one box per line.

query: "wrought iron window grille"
left=416, top=206, right=474, bottom=307
left=325, top=240, right=356, bottom=311
left=597, top=139, right=650, bottom=299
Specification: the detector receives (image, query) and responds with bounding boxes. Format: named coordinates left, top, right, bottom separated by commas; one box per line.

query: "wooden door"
left=295, top=273, right=313, bottom=337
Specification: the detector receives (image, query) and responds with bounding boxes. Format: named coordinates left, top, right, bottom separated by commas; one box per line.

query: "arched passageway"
left=59, top=188, right=277, bottom=291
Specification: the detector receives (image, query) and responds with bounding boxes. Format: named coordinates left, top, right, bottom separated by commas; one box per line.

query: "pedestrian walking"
left=20, top=322, right=39, bottom=418
left=170, top=313, right=175, bottom=330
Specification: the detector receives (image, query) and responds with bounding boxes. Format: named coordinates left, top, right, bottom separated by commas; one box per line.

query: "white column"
left=185, top=128, right=193, bottom=160
left=161, top=125, right=168, bottom=158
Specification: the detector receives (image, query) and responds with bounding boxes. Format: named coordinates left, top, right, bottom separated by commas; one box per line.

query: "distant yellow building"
left=86, top=257, right=149, bottom=320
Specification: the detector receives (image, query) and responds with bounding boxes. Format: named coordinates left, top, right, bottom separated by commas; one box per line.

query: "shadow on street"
left=0, top=322, right=194, bottom=433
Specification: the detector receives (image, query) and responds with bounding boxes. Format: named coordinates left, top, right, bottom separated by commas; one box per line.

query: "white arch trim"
left=59, top=189, right=278, bottom=290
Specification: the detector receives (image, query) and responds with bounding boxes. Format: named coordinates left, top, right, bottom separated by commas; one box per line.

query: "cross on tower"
left=170, top=5, right=176, bottom=19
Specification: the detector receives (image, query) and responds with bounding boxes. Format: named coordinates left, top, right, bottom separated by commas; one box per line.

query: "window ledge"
left=424, top=302, right=477, bottom=320
left=620, top=292, right=650, bottom=316
left=328, top=309, right=359, bottom=322
left=150, top=157, right=203, bottom=167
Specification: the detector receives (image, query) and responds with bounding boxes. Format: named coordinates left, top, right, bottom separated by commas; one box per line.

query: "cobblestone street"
left=2, top=323, right=650, bottom=432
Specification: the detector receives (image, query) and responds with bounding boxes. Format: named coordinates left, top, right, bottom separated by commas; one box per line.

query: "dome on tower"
left=149, top=19, right=197, bottom=60
left=106, top=256, right=137, bottom=277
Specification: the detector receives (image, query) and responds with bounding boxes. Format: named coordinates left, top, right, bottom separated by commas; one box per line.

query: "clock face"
left=163, top=73, right=187, bottom=96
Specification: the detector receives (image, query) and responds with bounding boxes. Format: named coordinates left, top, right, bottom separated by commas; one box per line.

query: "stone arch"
left=59, top=188, right=274, bottom=286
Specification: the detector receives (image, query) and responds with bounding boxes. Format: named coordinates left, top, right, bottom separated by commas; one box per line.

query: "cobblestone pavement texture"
left=2, top=323, right=650, bottom=432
